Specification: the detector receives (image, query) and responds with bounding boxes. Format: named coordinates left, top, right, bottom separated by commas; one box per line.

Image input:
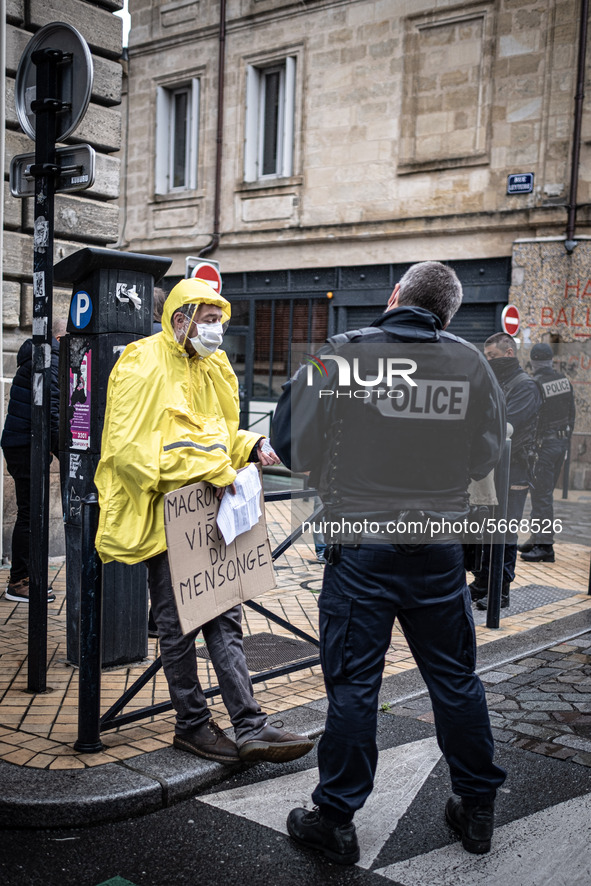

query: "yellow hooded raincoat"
left=94, top=278, right=261, bottom=564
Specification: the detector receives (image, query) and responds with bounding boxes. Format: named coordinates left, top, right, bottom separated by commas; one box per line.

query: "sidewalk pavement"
left=1, top=494, right=591, bottom=828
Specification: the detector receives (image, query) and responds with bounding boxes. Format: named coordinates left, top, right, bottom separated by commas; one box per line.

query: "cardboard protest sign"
left=163, top=475, right=276, bottom=634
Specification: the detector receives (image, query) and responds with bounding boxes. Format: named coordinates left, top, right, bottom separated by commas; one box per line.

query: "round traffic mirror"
left=15, top=22, right=93, bottom=141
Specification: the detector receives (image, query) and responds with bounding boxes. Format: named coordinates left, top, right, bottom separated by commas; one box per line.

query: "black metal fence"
left=75, top=457, right=514, bottom=751
left=75, top=489, right=323, bottom=752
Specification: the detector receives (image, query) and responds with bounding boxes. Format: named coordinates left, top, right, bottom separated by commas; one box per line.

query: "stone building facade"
left=122, top=0, right=590, bottom=483
left=124, top=0, right=590, bottom=267
left=2, top=0, right=124, bottom=556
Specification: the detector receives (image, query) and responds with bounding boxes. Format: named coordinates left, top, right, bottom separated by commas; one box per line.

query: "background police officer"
left=519, top=342, right=575, bottom=563
left=272, top=261, right=506, bottom=863
left=471, top=332, right=542, bottom=610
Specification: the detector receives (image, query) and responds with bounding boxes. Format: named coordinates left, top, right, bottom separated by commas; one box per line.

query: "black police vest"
left=535, top=367, right=574, bottom=433
left=319, top=328, right=484, bottom=517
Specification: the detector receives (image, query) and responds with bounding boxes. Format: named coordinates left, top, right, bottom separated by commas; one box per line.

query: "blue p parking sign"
left=70, top=290, right=93, bottom=329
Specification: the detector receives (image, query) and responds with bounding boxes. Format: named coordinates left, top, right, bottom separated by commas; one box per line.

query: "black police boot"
left=286, top=807, right=360, bottom=865
left=468, top=580, right=488, bottom=602
left=520, top=544, right=555, bottom=563
left=476, top=583, right=510, bottom=610
left=445, top=795, right=494, bottom=854
left=517, top=537, right=535, bottom=553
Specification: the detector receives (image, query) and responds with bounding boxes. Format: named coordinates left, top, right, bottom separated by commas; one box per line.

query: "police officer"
left=272, top=262, right=506, bottom=863
left=519, top=342, right=575, bottom=562
left=471, top=332, right=542, bottom=610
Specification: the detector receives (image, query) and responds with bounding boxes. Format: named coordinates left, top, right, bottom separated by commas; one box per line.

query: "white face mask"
left=189, top=322, right=224, bottom=358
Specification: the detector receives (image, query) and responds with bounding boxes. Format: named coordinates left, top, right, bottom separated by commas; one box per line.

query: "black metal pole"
left=566, top=0, right=589, bottom=244
left=27, top=48, right=63, bottom=692
left=487, top=438, right=511, bottom=630
left=562, top=437, right=571, bottom=499
left=74, top=494, right=104, bottom=752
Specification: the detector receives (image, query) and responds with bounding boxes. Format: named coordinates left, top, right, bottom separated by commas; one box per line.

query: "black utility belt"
left=323, top=511, right=469, bottom=546
left=336, top=535, right=460, bottom=546
left=543, top=428, right=569, bottom=439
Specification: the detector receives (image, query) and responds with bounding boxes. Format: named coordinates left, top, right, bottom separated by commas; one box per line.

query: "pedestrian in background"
left=152, top=286, right=167, bottom=334
left=519, top=342, right=575, bottom=563
left=1, top=319, right=67, bottom=603
left=273, top=262, right=506, bottom=863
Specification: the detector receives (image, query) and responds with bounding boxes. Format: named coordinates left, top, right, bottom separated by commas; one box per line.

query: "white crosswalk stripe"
left=200, top=737, right=442, bottom=869
left=376, top=791, right=591, bottom=886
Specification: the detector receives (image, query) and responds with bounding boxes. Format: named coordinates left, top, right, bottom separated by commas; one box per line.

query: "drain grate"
left=473, top=584, right=581, bottom=625
left=195, top=631, right=319, bottom=672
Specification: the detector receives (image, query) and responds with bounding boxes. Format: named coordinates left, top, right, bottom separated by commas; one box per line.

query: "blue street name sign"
left=507, top=173, right=534, bottom=195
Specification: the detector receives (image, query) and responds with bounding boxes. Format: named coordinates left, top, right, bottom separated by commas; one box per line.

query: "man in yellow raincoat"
left=94, top=277, right=314, bottom=765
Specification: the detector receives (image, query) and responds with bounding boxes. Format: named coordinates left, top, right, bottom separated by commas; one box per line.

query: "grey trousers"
left=147, top=552, right=267, bottom=740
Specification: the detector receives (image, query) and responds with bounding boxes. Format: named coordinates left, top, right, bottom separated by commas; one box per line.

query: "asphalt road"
left=3, top=710, right=591, bottom=886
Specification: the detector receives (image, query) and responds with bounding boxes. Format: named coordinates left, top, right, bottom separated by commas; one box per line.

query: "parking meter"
left=54, top=247, right=171, bottom=666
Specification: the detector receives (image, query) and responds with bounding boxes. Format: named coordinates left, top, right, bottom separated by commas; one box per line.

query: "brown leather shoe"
left=173, top=720, right=241, bottom=763
left=238, top=721, right=315, bottom=763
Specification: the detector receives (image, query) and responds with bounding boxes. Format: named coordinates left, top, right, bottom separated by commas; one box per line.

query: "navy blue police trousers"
left=311, top=543, right=506, bottom=823
left=530, top=433, right=568, bottom=543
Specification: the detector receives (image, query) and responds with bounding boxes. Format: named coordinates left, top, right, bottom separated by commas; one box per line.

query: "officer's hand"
left=257, top=438, right=281, bottom=466
left=214, top=483, right=237, bottom=500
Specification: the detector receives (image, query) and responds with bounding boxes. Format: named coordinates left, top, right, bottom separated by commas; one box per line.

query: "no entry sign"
left=501, top=304, right=520, bottom=336
left=190, top=260, right=222, bottom=294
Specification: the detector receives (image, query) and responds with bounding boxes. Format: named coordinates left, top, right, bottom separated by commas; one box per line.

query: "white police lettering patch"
left=542, top=378, right=571, bottom=398
left=371, top=379, right=469, bottom=419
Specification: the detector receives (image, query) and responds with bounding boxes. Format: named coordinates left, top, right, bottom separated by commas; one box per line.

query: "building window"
left=155, top=79, right=199, bottom=194
left=244, top=57, right=296, bottom=182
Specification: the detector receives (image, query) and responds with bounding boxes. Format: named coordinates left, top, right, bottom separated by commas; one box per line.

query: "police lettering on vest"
left=370, top=379, right=469, bottom=420
left=541, top=377, right=571, bottom=399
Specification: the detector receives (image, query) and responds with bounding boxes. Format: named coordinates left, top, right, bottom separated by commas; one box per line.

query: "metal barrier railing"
left=486, top=438, right=511, bottom=630
left=75, top=489, right=323, bottom=750
left=74, top=453, right=513, bottom=750
left=246, top=409, right=275, bottom=433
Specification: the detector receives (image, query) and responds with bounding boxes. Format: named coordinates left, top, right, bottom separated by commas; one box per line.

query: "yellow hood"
left=161, top=278, right=231, bottom=352
left=94, top=280, right=260, bottom=565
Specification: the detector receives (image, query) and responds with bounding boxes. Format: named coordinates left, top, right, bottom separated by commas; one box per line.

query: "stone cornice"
left=128, top=0, right=358, bottom=57
left=213, top=206, right=574, bottom=249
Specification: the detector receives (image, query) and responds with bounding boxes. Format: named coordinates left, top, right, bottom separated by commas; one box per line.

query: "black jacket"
left=272, top=306, right=506, bottom=519
left=1, top=338, right=61, bottom=455
left=488, top=357, right=541, bottom=485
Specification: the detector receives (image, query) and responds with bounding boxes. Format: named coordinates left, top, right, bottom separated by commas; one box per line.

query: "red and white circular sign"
left=190, top=261, right=222, bottom=294
left=501, top=304, right=520, bottom=336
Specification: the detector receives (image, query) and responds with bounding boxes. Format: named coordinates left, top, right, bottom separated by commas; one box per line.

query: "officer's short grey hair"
left=396, top=262, right=463, bottom=327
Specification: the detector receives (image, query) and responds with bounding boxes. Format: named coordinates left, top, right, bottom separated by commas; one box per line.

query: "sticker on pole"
left=190, top=261, right=223, bottom=293
left=68, top=349, right=91, bottom=451
left=70, top=290, right=93, bottom=329
left=501, top=304, right=520, bottom=337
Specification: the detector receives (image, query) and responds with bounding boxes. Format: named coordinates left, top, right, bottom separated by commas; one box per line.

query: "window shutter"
left=189, top=78, right=200, bottom=190
left=283, top=56, right=296, bottom=177
left=244, top=65, right=259, bottom=182
left=155, top=86, right=170, bottom=194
